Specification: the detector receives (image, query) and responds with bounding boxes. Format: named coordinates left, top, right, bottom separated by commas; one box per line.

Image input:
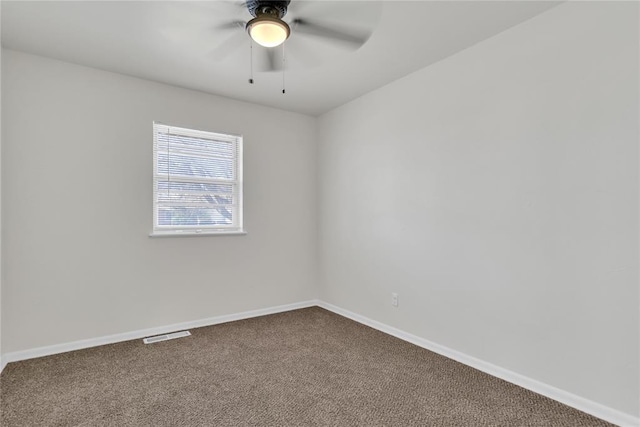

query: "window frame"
left=150, top=122, right=245, bottom=237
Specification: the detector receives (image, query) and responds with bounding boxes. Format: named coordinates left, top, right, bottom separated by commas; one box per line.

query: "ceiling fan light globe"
left=247, top=17, right=290, bottom=48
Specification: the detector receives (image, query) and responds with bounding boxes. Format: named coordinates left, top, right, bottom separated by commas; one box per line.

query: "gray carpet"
left=0, top=307, right=613, bottom=426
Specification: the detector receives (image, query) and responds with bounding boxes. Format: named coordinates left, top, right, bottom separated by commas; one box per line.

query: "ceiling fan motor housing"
left=246, top=0, right=291, bottom=19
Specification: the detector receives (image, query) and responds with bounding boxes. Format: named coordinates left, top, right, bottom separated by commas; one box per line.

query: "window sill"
left=149, top=230, right=247, bottom=238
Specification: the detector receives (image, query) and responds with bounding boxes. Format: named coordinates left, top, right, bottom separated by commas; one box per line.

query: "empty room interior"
left=0, top=0, right=638, bottom=426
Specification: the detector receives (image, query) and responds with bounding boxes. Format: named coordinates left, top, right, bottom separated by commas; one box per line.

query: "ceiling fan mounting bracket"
left=246, top=0, right=291, bottom=19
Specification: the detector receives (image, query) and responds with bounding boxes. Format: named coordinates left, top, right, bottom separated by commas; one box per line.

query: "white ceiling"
left=1, top=1, right=559, bottom=116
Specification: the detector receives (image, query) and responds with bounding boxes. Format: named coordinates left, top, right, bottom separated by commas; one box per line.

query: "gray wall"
left=318, top=2, right=638, bottom=416
left=2, top=49, right=318, bottom=353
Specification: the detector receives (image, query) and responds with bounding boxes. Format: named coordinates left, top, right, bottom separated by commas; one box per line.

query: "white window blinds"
left=152, top=123, right=243, bottom=235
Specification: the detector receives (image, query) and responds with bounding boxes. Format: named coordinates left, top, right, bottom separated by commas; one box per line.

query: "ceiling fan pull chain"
left=249, top=41, right=254, bottom=84
left=282, top=42, right=286, bottom=94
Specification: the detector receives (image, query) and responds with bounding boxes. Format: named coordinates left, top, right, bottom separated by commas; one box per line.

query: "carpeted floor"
left=0, top=307, right=613, bottom=426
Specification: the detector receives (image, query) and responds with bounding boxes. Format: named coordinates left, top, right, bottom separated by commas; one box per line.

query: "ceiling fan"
left=213, top=0, right=377, bottom=72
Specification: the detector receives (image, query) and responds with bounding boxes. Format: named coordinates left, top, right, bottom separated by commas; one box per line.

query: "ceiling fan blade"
left=214, top=20, right=246, bottom=31
left=255, top=46, right=282, bottom=72
left=227, top=0, right=249, bottom=10
left=291, top=18, right=371, bottom=48
left=285, top=0, right=314, bottom=17
left=266, top=47, right=278, bottom=72
left=284, top=37, right=323, bottom=68
left=210, top=32, right=248, bottom=61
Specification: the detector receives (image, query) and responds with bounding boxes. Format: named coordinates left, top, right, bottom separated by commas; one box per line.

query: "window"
left=152, top=123, right=244, bottom=236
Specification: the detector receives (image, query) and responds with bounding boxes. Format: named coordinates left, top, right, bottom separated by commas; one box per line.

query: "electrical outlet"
left=392, top=292, right=399, bottom=307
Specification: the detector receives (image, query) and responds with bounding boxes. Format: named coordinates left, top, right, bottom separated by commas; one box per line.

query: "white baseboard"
left=0, top=355, right=6, bottom=373
left=0, top=300, right=318, bottom=371
left=316, top=301, right=639, bottom=427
